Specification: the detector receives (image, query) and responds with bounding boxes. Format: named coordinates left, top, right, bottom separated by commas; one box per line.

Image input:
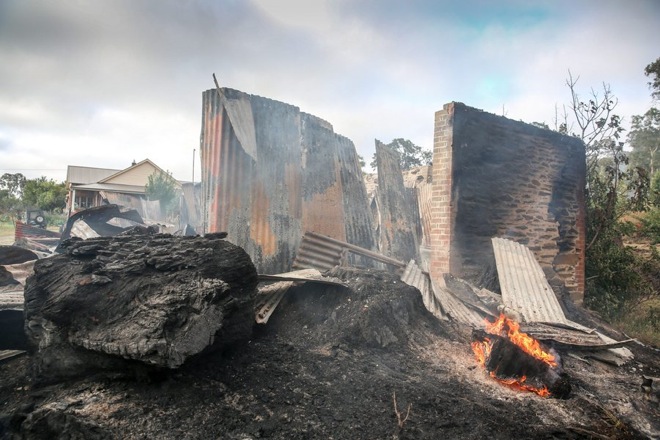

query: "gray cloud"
left=0, top=0, right=658, bottom=180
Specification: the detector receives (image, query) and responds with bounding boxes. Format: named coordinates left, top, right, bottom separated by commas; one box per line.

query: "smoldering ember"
left=1, top=84, right=659, bottom=440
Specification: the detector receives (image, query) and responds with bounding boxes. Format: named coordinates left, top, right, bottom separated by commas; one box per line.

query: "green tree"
left=0, top=173, right=26, bottom=198
left=22, top=177, right=67, bottom=211
left=145, top=170, right=178, bottom=216
left=628, top=107, right=660, bottom=175
left=559, top=73, right=657, bottom=317
left=0, top=189, right=20, bottom=217
left=370, top=138, right=432, bottom=170
left=644, top=57, right=660, bottom=100
left=651, top=171, right=660, bottom=207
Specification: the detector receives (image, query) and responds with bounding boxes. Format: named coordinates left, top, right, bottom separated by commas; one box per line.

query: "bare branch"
left=392, top=392, right=412, bottom=430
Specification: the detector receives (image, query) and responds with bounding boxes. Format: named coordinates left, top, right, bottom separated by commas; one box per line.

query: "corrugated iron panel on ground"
left=430, top=280, right=485, bottom=327
left=492, top=237, right=567, bottom=324
left=3, top=261, right=35, bottom=285
left=255, top=281, right=295, bottom=324
left=0, top=290, right=24, bottom=310
left=565, top=319, right=633, bottom=363
left=293, top=231, right=407, bottom=273
left=293, top=232, right=343, bottom=271
left=259, top=268, right=347, bottom=287
left=0, top=350, right=26, bottom=363
left=401, top=260, right=444, bottom=320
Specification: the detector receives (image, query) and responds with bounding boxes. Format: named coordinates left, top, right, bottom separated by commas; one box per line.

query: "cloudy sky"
left=0, top=0, right=658, bottom=182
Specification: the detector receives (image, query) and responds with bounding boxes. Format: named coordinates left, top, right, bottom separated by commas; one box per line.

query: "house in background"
left=66, top=159, right=181, bottom=221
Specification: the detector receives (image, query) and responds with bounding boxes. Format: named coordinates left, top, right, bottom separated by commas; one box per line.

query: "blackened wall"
left=430, top=103, right=586, bottom=302
left=200, top=88, right=375, bottom=274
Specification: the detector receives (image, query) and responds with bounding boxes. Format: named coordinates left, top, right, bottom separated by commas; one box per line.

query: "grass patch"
left=0, top=221, right=15, bottom=245
left=614, top=299, right=660, bottom=348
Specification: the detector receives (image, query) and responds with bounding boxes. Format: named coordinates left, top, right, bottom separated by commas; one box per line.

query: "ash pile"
left=0, top=231, right=657, bottom=439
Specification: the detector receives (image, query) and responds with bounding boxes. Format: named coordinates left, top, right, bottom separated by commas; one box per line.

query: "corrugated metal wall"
left=374, top=140, right=420, bottom=263
left=200, top=88, right=375, bottom=274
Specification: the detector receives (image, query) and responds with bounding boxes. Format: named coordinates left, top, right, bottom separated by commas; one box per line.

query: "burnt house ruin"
left=200, top=90, right=586, bottom=304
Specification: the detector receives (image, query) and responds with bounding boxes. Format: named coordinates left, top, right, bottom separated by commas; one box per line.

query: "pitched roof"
left=66, top=165, right=121, bottom=185
left=98, top=159, right=165, bottom=183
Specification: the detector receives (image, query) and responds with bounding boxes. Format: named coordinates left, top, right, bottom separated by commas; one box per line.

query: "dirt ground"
left=1, top=267, right=659, bottom=439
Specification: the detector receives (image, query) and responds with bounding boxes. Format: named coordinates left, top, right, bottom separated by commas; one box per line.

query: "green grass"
left=614, top=299, right=660, bottom=348
left=0, top=221, right=14, bottom=245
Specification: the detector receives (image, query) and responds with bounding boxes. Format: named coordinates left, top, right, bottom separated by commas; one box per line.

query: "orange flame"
left=472, top=314, right=555, bottom=397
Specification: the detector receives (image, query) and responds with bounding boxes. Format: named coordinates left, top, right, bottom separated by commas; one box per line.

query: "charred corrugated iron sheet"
left=180, top=183, right=202, bottom=231
left=430, top=279, right=486, bottom=327
left=0, top=350, right=26, bottom=363
left=200, top=87, right=374, bottom=274
left=0, top=290, right=23, bottom=311
left=293, top=231, right=406, bottom=273
left=293, top=232, right=343, bottom=271
left=336, top=135, right=376, bottom=253
left=492, top=237, right=567, bottom=324
left=255, top=281, right=294, bottom=324
left=301, top=113, right=345, bottom=241
left=416, top=183, right=432, bottom=247
left=375, top=141, right=419, bottom=263
left=401, top=260, right=444, bottom=320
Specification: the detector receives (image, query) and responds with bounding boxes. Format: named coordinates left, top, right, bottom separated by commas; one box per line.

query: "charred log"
left=24, top=233, right=257, bottom=382
left=472, top=329, right=571, bottom=399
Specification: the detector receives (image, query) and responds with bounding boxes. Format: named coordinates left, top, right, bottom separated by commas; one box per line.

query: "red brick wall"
left=430, top=103, right=455, bottom=281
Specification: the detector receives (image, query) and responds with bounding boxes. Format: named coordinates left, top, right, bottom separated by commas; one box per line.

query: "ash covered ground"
left=1, top=267, right=658, bottom=439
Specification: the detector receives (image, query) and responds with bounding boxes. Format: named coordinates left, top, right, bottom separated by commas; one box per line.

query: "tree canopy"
left=0, top=173, right=27, bottom=198
left=370, top=138, right=432, bottom=170
left=644, top=57, right=660, bottom=100
left=145, top=170, right=178, bottom=215
left=21, top=177, right=67, bottom=211
left=628, top=107, right=660, bottom=175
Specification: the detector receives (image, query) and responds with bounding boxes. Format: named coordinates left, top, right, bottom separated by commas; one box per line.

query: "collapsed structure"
left=199, top=88, right=374, bottom=274
left=200, top=90, right=586, bottom=304
left=1, top=88, right=657, bottom=439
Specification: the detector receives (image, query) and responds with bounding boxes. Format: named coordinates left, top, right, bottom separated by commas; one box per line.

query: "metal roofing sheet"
left=374, top=141, right=419, bottom=263
left=400, top=260, right=444, bottom=320
left=201, top=87, right=375, bottom=274
left=492, top=237, right=567, bottom=324
left=255, top=281, right=294, bottom=324
left=0, top=350, right=26, bottom=363
left=220, top=91, right=257, bottom=160
left=66, top=166, right=120, bottom=185
left=430, top=279, right=485, bottom=327
left=0, top=290, right=24, bottom=310
left=2, top=260, right=34, bottom=286
left=258, top=268, right=347, bottom=287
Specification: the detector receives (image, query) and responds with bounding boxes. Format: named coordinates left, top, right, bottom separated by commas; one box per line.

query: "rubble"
left=24, top=232, right=257, bottom=381
left=1, top=265, right=658, bottom=439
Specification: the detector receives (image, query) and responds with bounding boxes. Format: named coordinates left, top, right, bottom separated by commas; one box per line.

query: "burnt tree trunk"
left=24, top=233, right=257, bottom=382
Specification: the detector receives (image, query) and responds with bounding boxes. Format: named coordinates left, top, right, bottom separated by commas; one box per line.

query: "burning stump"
left=472, top=315, right=571, bottom=399
left=24, top=232, right=257, bottom=382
